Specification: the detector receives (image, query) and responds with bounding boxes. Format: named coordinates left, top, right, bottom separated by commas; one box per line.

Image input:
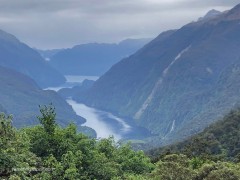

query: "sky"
left=0, top=0, right=239, bottom=49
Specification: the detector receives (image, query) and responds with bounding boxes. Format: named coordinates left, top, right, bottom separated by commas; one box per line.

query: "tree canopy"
left=1, top=105, right=240, bottom=179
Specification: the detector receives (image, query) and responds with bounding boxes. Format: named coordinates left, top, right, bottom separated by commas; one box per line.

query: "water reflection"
left=67, top=99, right=131, bottom=140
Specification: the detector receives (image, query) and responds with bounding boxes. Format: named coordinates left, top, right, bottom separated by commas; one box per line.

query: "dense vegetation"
left=1, top=105, right=240, bottom=179
left=77, top=4, right=240, bottom=148
left=148, top=108, right=240, bottom=163
left=0, top=105, right=153, bottom=179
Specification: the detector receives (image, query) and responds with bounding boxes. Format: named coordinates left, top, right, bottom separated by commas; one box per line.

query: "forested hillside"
left=77, top=4, right=240, bottom=147
left=0, top=66, right=86, bottom=130
left=1, top=106, right=240, bottom=179
left=148, top=108, right=240, bottom=163
left=0, top=29, right=65, bottom=88
left=0, top=106, right=153, bottom=179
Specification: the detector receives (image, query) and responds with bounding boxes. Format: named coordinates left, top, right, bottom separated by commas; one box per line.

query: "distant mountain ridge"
left=198, top=9, right=222, bottom=21
left=36, top=48, right=63, bottom=61
left=76, top=3, right=240, bottom=146
left=48, top=38, right=152, bottom=76
left=0, top=29, right=65, bottom=88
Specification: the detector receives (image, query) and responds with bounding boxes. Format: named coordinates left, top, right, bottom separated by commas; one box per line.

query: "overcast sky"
left=0, top=0, right=239, bottom=49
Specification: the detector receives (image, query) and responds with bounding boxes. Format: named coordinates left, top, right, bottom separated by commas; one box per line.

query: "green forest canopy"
left=1, top=105, right=240, bottom=179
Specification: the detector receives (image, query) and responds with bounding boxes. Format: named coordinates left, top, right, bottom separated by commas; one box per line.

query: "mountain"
left=148, top=108, right=240, bottom=162
left=36, top=48, right=63, bottom=61
left=0, top=29, right=65, bottom=88
left=48, top=38, right=152, bottom=76
left=0, top=65, right=87, bottom=130
left=76, top=4, right=240, bottom=146
left=198, top=9, right=222, bottom=21
left=58, top=79, right=95, bottom=99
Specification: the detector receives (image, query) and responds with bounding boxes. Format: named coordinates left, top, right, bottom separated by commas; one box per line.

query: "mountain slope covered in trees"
left=0, top=29, right=65, bottom=88
left=0, top=66, right=85, bottom=129
left=148, top=108, right=240, bottom=163
left=76, top=4, right=240, bottom=146
left=1, top=106, right=240, bottom=179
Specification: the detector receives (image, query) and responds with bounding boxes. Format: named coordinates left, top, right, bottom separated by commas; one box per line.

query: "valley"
left=45, top=75, right=152, bottom=141
left=1, top=1, right=240, bottom=179
left=77, top=4, right=240, bottom=148
left=67, top=99, right=128, bottom=140
left=1, top=3, right=240, bottom=147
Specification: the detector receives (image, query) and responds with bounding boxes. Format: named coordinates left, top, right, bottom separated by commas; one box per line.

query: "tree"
left=37, top=104, right=56, bottom=136
left=149, top=154, right=196, bottom=180
left=0, top=113, right=39, bottom=179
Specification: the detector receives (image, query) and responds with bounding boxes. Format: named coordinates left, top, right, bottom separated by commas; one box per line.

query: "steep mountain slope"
left=77, top=4, right=240, bottom=145
left=149, top=108, right=240, bottom=162
left=49, top=38, right=152, bottom=76
left=0, top=66, right=85, bottom=128
left=0, top=29, right=65, bottom=88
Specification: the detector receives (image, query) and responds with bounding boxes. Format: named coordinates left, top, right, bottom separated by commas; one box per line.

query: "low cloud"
left=0, top=0, right=238, bottom=49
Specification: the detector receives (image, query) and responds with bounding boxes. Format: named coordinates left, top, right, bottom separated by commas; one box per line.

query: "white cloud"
left=0, top=0, right=238, bottom=49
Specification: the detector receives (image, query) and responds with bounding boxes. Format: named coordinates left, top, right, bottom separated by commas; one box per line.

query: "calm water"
left=45, top=75, right=134, bottom=140
left=67, top=99, right=131, bottom=140
left=45, top=75, right=99, bottom=91
left=65, top=75, right=99, bottom=83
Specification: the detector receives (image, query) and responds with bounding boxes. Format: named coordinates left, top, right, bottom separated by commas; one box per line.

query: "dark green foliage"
left=148, top=108, right=240, bottom=162
left=146, top=154, right=240, bottom=180
left=38, top=104, right=56, bottom=135
left=2, top=105, right=240, bottom=179
left=0, top=113, right=40, bottom=179
left=0, top=107, right=153, bottom=179
left=149, top=154, right=196, bottom=180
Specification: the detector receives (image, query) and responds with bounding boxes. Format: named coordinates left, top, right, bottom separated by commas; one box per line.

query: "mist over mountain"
left=0, top=29, right=65, bottom=88
left=198, top=9, right=222, bottom=21
left=35, top=48, right=63, bottom=61
left=2, top=2, right=240, bottom=179
left=48, top=38, right=152, bottom=76
left=76, top=3, right=240, bottom=146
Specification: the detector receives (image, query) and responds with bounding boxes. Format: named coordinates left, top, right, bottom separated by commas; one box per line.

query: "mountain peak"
left=225, top=3, right=240, bottom=20
left=198, top=9, right=221, bottom=21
